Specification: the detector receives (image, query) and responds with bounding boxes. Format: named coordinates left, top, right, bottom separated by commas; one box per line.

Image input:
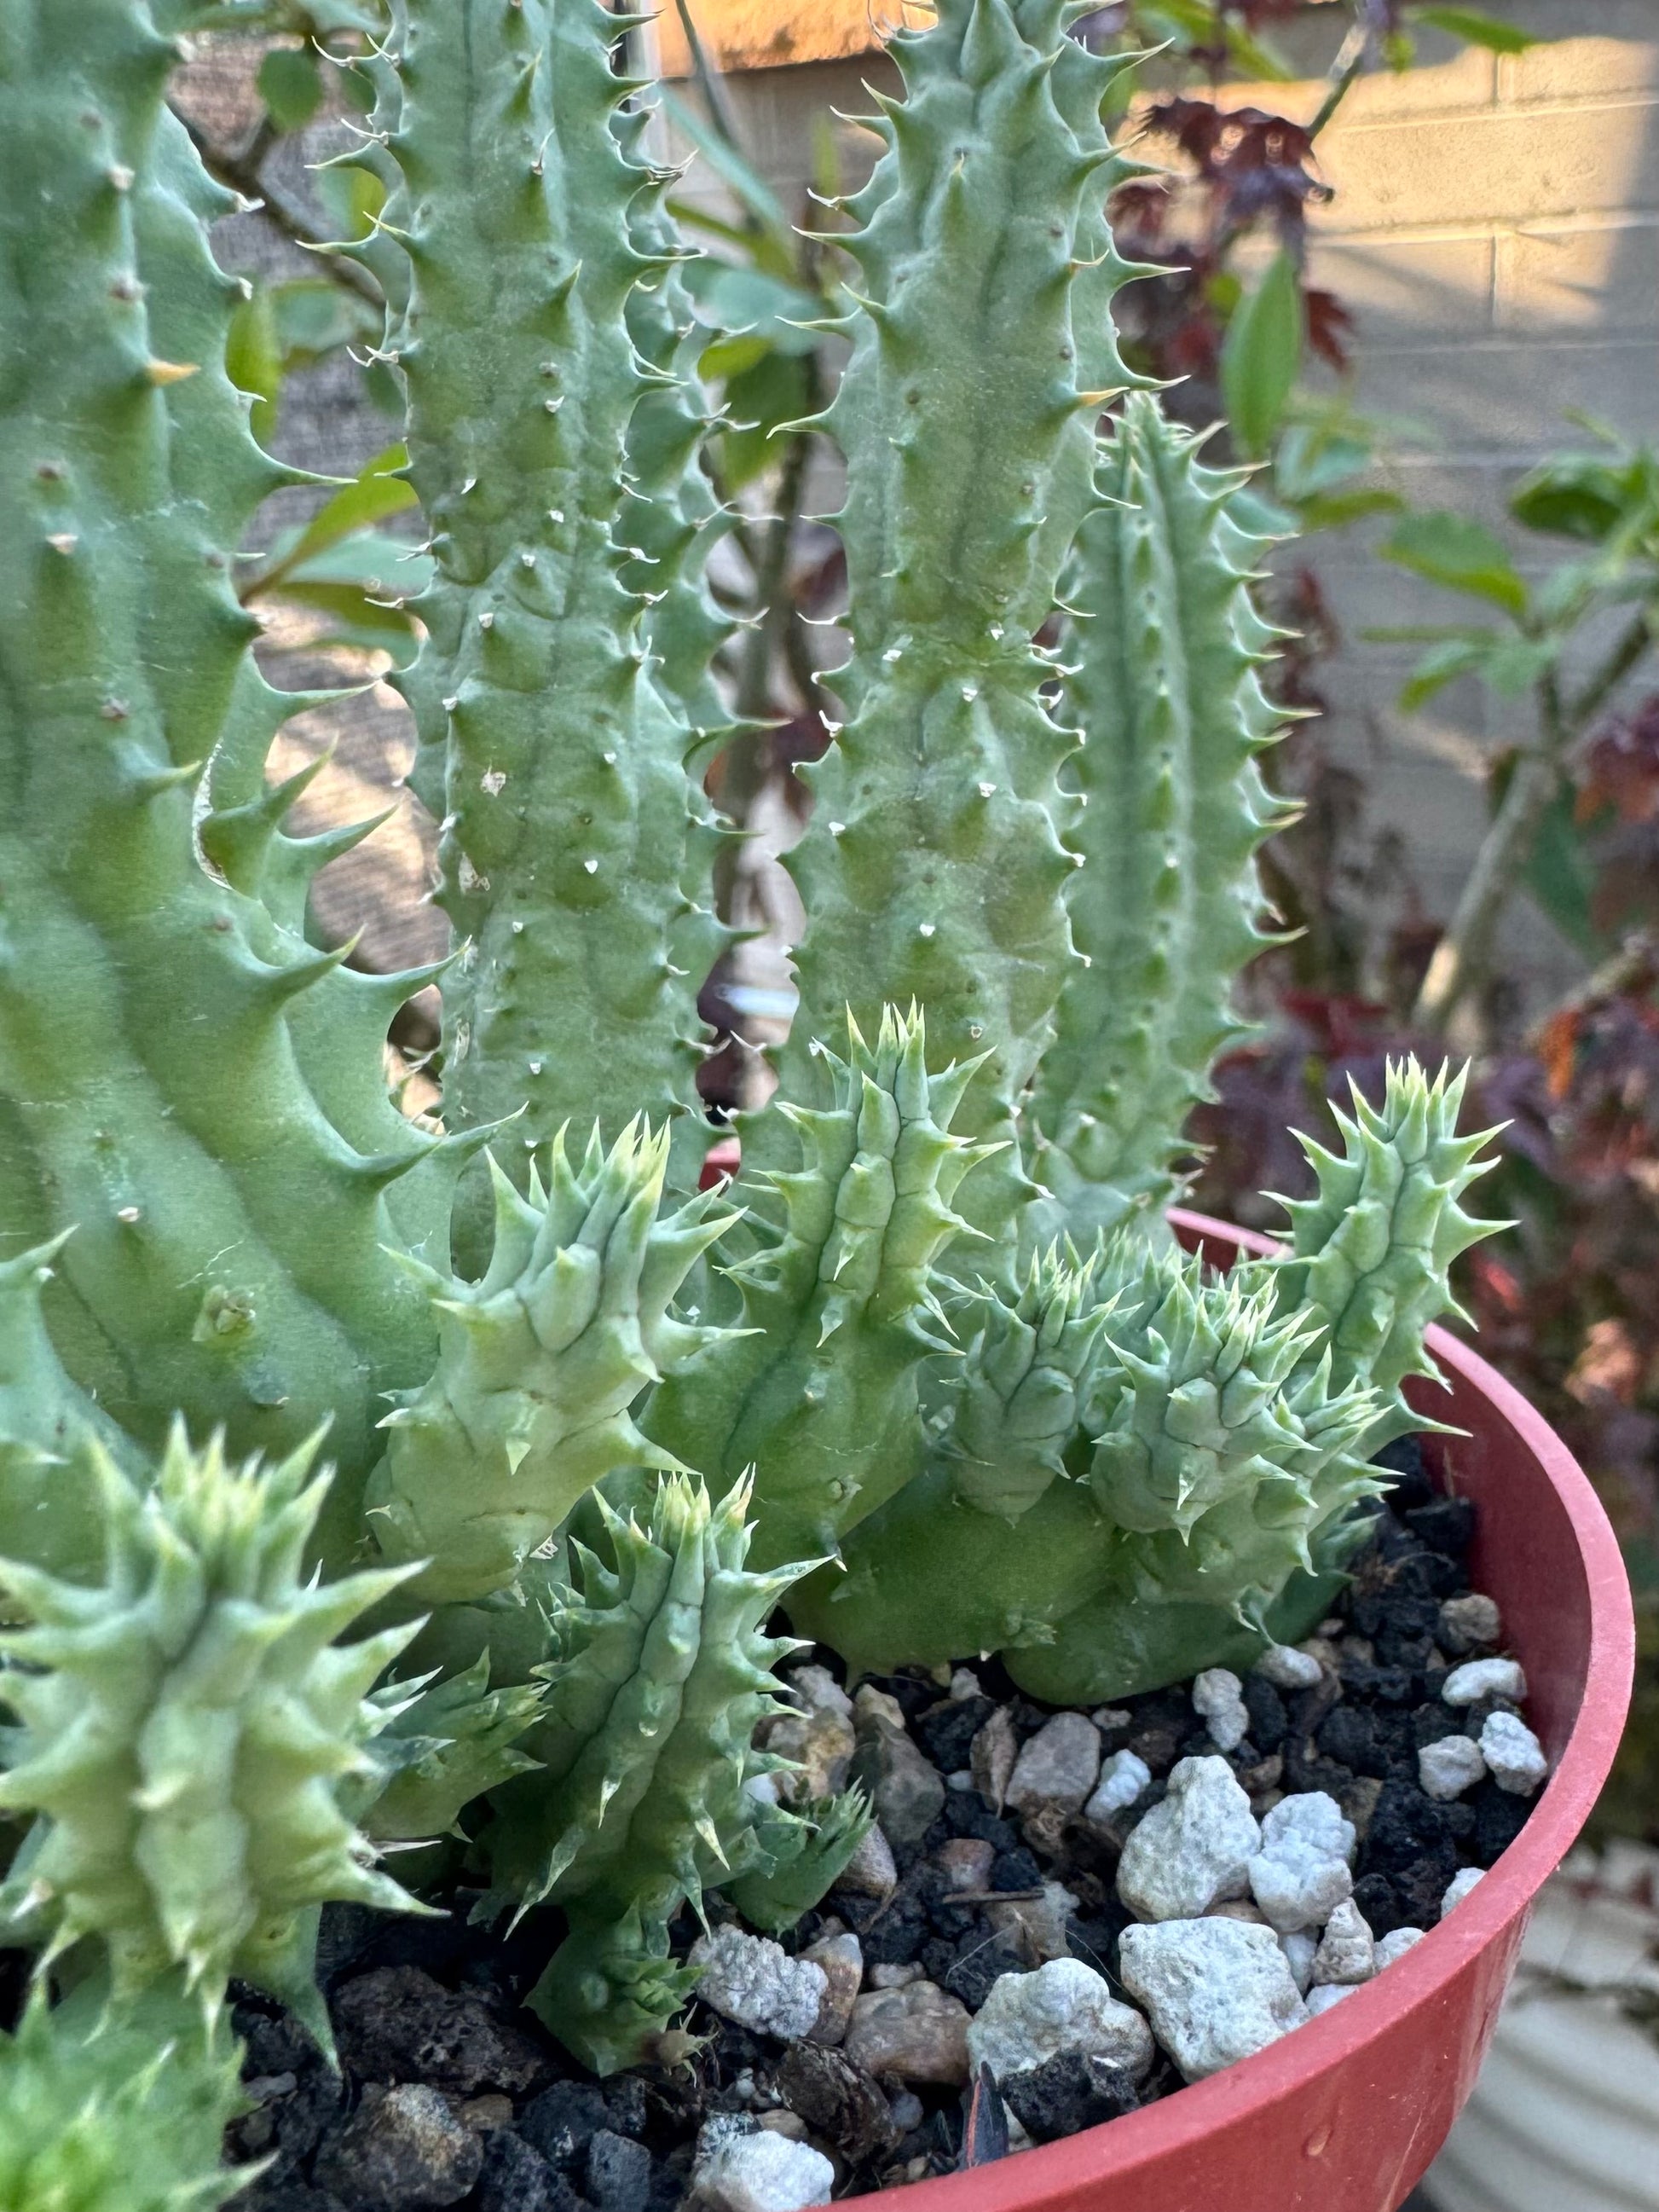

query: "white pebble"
left=691, top=2123, right=835, bottom=2212
left=1119, top=1919, right=1307, bottom=2082
left=1253, top=1644, right=1324, bottom=1692
left=1417, top=1734, right=1488, bottom=1802
left=1374, top=1927, right=1426, bottom=1968
left=1480, top=1710, right=1547, bottom=1796
left=1247, top=1792, right=1356, bottom=1933
left=1084, top=1750, right=1151, bottom=1826
left=966, top=1958, right=1154, bottom=2085
left=1304, top=1983, right=1359, bottom=2018
left=1441, top=1867, right=1486, bottom=1916
left=1193, top=1668, right=1251, bottom=1753
left=691, top=1927, right=827, bottom=2041
left=1311, top=1899, right=1375, bottom=1986
left=1442, top=1658, right=1527, bottom=1707
left=1279, top=1929, right=1317, bottom=1995
left=1117, top=1757, right=1261, bottom=1923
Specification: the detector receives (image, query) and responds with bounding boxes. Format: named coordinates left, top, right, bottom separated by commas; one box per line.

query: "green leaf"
left=681, top=262, right=824, bottom=357
left=1380, top=510, right=1530, bottom=616
left=716, top=352, right=815, bottom=491
left=267, top=276, right=378, bottom=368
left=1522, top=781, right=1609, bottom=958
left=1396, top=637, right=1492, bottom=709
left=1221, top=250, right=1303, bottom=460
left=224, top=284, right=282, bottom=446
left=266, top=579, right=421, bottom=663
left=659, top=89, right=790, bottom=246
left=1479, top=634, right=1558, bottom=697
left=1407, top=5, right=1539, bottom=55
left=242, top=448, right=417, bottom=598
left=1292, top=487, right=1407, bottom=534
left=257, top=43, right=324, bottom=131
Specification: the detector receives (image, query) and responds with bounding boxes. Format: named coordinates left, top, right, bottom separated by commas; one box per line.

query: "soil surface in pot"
left=0, top=1439, right=1553, bottom=2212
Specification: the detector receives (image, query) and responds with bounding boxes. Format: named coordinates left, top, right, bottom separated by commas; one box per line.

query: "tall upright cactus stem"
left=1028, top=394, right=1296, bottom=1240
left=0, top=0, right=477, bottom=1520
left=1270, top=1058, right=1503, bottom=1445
left=363, top=1122, right=738, bottom=1606
left=0, top=1427, right=427, bottom=2049
left=369, top=0, right=725, bottom=1198
left=645, top=1007, right=997, bottom=1568
left=775, top=0, right=1144, bottom=1186
left=481, top=1478, right=816, bottom=2075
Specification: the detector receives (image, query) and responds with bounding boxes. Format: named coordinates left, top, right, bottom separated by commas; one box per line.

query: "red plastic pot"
left=886, top=1207, right=1634, bottom=2212
left=702, top=1135, right=1639, bottom=2209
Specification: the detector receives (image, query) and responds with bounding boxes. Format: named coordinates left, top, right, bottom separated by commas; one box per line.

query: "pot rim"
left=876, top=1203, right=1636, bottom=2209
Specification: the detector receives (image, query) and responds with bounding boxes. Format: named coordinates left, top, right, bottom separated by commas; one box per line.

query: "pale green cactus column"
left=0, top=0, right=479, bottom=1536
left=774, top=0, right=1144, bottom=1184
left=1028, top=393, right=1296, bottom=1241
left=367, top=0, right=725, bottom=1194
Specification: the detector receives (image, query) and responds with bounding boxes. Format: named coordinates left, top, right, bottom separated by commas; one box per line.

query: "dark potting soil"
left=0, top=1439, right=1546, bottom=2209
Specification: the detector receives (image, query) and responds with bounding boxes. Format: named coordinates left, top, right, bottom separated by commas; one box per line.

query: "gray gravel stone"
left=1252, top=1645, right=1325, bottom=1692
left=1480, top=1710, right=1547, bottom=1795
left=1437, top=1594, right=1501, bottom=1654
left=1441, top=1867, right=1486, bottom=1914
left=1006, top=1712, right=1101, bottom=1818
left=1311, top=1899, right=1375, bottom=1986
left=689, top=2122, right=835, bottom=2212
left=843, top=1980, right=971, bottom=2087
left=1418, top=1734, right=1488, bottom=1801
left=691, top=1926, right=828, bottom=2041
left=1247, top=1791, right=1356, bottom=1933
left=1119, top=1919, right=1308, bottom=2082
left=801, top=1930, right=863, bottom=2047
left=966, top=1958, right=1154, bottom=2085
left=836, top=1821, right=898, bottom=1901
left=1303, top=1983, right=1360, bottom=2018
left=315, top=2084, right=483, bottom=2210
left=1192, top=1669, right=1250, bottom=1753
left=761, top=1667, right=856, bottom=1806
left=1442, top=1658, right=1527, bottom=1707
left=1117, top=1756, right=1261, bottom=1922
left=1374, top=1927, right=1427, bottom=1967
left=1084, top=1749, right=1151, bottom=1827
left=851, top=1687, right=945, bottom=1844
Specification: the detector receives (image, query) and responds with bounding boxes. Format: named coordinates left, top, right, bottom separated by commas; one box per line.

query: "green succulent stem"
left=1028, top=393, right=1295, bottom=1239
left=774, top=0, right=1145, bottom=1208
left=481, top=1477, right=818, bottom=2073
left=366, top=0, right=725, bottom=1214
left=645, top=1006, right=996, bottom=1567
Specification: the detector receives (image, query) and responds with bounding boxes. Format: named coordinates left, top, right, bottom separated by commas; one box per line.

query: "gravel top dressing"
left=43, top=1434, right=1535, bottom=2212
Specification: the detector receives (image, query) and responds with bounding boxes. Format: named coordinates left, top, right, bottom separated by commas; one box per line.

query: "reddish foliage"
left=1578, top=694, right=1659, bottom=825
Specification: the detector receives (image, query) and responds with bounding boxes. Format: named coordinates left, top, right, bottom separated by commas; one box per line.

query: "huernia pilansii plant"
left=0, top=0, right=1501, bottom=2171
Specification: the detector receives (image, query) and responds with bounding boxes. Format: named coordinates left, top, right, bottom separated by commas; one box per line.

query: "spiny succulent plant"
left=1271, top=1058, right=1503, bottom=1446
left=1029, top=391, right=1298, bottom=1241
left=0, top=1983, right=246, bottom=2212
left=0, top=1426, right=425, bottom=2048
left=480, top=1478, right=862, bottom=2073
left=0, top=0, right=1503, bottom=2111
left=790, top=1240, right=1386, bottom=1694
left=774, top=2, right=1146, bottom=1222
left=348, top=0, right=728, bottom=1206
left=645, top=1005, right=997, bottom=1568
left=363, top=1120, right=737, bottom=1605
